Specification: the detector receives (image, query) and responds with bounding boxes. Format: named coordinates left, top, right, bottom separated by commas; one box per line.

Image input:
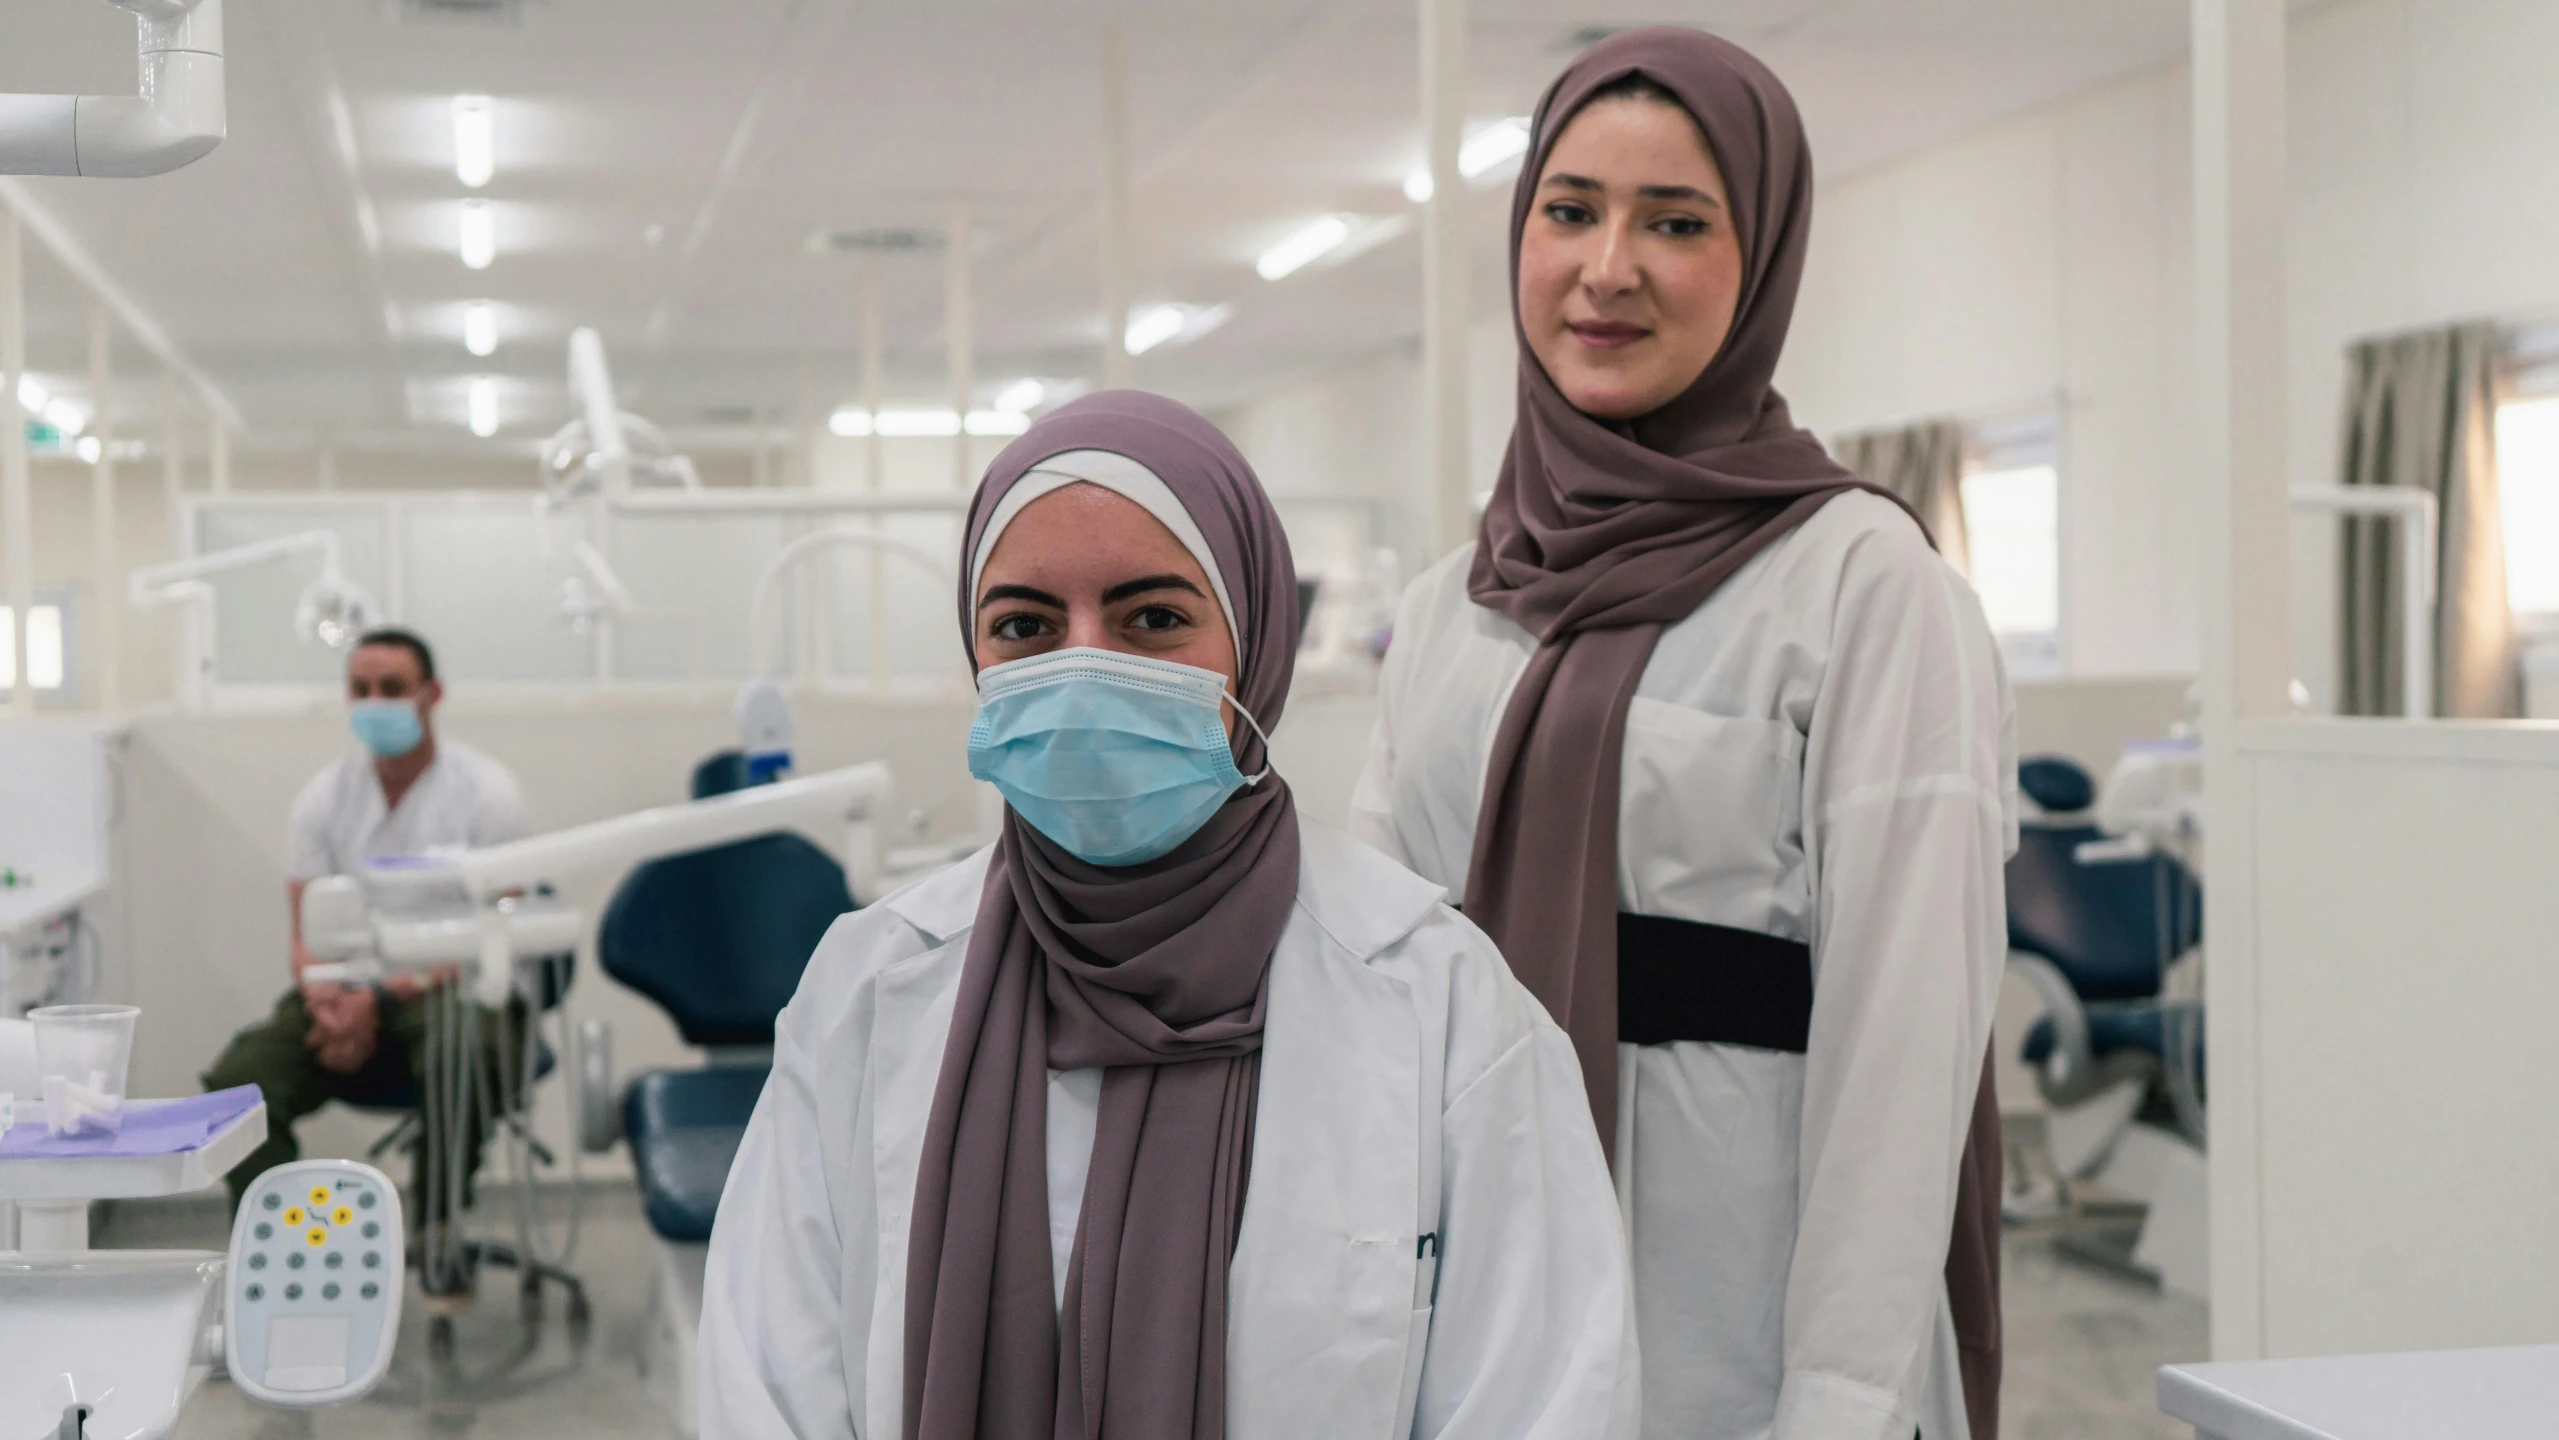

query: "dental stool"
left=2006, top=753, right=2209, bottom=1295
left=580, top=749, right=855, bottom=1434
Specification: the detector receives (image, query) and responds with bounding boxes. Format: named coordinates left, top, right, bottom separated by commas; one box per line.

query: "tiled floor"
left=102, top=1187, right=2208, bottom=1438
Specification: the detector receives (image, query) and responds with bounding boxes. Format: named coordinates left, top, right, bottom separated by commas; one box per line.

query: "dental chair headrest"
left=2018, top=755, right=2097, bottom=815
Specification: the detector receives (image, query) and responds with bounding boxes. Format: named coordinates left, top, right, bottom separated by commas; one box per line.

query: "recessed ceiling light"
left=42, top=398, right=85, bottom=436
left=993, top=378, right=1045, bottom=414
left=458, top=200, right=495, bottom=270
left=1257, top=215, right=1355, bottom=281
left=463, top=301, right=498, bottom=357
left=452, top=95, right=494, bottom=188
left=14, top=376, right=47, bottom=413
left=467, top=376, right=499, bottom=437
left=76, top=435, right=103, bottom=465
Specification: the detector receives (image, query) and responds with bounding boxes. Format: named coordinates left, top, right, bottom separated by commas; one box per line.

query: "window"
left=2493, top=395, right=2559, bottom=618
left=1961, top=414, right=2062, bottom=675
left=0, top=602, right=67, bottom=691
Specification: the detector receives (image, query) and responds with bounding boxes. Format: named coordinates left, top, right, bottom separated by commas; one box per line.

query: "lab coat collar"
left=871, top=818, right=1445, bottom=965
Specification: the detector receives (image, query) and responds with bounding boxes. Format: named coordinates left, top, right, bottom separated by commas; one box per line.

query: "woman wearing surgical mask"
left=1352, top=29, right=2016, bottom=1440
left=701, top=391, right=1637, bottom=1440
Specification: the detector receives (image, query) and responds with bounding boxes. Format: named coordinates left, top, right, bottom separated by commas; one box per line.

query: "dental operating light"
left=463, top=301, right=498, bottom=357
left=467, top=376, right=499, bottom=437
left=1257, top=215, right=1354, bottom=281
left=452, top=94, right=494, bottom=188
left=459, top=199, right=495, bottom=270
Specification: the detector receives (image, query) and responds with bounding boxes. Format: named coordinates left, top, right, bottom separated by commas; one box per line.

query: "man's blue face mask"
left=966, top=647, right=1271, bottom=868
left=349, top=698, right=425, bottom=759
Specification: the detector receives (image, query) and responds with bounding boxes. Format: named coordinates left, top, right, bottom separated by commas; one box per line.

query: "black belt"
left=1617, top=913, right=1812, bottom=1053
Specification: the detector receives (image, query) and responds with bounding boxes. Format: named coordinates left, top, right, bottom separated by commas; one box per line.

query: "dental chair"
left=581, top=749, right=855, bottom=1435
left=2006, top=753, right=2209, bottom=1297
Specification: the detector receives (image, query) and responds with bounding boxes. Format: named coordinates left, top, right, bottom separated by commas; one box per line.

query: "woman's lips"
left=1568, top=320, right=1649, bottom=350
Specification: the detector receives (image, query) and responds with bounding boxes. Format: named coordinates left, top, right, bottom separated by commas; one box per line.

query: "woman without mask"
left=1351, top=29, right=2016, bottom=1440
left=702, top=391, right=1638, bottom=1440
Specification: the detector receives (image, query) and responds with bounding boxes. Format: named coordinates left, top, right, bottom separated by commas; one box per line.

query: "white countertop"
left=2159, top=1345, right=2559, bottom=1439
left=0, top=872, right=104, bottom=938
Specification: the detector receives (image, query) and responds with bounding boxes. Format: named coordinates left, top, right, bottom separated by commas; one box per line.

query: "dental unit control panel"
left=225, top=1160, right=405, bottom=1409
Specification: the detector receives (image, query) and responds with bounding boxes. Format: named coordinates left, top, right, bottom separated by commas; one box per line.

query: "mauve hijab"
left=1462, top=28, right=2002, bottom=1440
left=904, top=391, right=1300, bottom=1440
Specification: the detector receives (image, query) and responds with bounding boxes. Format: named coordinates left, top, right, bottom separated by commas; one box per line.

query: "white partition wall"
left=2231, top=721, right=2559, bottom=1355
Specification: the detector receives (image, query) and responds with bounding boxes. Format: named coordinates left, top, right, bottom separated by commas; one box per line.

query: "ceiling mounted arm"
left=0, top=0, right=226, bottom=179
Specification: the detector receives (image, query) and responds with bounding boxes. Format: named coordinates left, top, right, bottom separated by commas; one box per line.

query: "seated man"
left=203, top=627, right=528, bottom=1303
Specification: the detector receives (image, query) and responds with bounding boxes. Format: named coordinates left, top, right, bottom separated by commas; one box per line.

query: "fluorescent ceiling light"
left=1125, top=302, right=1233, bottom=357
left=467, top=376, right=499, bottom=437
left=967, top=410, right=1030, bottom=437
left=1257, top=215, right=1354, bottom=281
left=75, top=435, right=103, bottom=465
left=463, top=301, right=498, bottom=357
left=15, top=376, right=47, bottom=413
left=1404, top=116, right=1535, bottom=203
left=992, top=378, right=1045, bottom=414
left=453, top=95, right=494, bottom=189
left=827, top=408, right=870, bottom=437
left=1125, top=305, right=1187, bottom=356
left=459, top=200, right=495, bottom=270
left=42, top=399, right=85, bottom=436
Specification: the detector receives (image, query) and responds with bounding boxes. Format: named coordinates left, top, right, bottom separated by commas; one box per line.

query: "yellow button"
left=282, top=1207, right=305, bottom=1227
left=306, top=1227, right=328, bottom=1247
left=309, top=1186, right=332, bottom=1208
left=331, top=1206, right=354, bottom=1226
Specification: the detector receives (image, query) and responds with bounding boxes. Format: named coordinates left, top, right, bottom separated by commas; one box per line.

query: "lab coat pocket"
left=1617, top=698, right=1806, bottom=935
left=1393, top=1304, right=1433, bottom=1438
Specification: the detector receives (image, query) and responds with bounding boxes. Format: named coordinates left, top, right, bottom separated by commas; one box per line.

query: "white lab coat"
left=700, top=817, right=1640, bottom=1440
left=1351, top=493, right=2017, bottom=1440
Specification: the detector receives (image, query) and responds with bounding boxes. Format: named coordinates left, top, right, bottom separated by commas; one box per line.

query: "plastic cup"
left=30, top=1004, right=139, bottom=1106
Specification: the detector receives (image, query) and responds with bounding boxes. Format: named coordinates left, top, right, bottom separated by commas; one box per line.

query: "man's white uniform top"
left=1354, top=492, right=2018, bottom=1440
left=286, top=738, right=530, bottom=881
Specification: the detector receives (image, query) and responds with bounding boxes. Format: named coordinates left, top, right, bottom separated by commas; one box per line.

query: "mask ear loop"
left=1224, top=693, right=1276, bottom=786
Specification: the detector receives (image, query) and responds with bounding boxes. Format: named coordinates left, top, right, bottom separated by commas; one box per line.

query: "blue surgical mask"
left=350, top=699, right=425, bottom=759
left=967, top=647, right=1271, bottom=868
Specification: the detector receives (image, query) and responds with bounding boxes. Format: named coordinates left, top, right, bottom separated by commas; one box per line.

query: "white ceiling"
left=0, top=0, right=2194, bottom=451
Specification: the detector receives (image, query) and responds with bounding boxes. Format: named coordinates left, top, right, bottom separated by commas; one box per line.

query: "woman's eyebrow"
left=978, top=583, right=1067, bottom=610
left=1541, top=171, right=1725, bottom=209
left=1101, top=574, right=1206, bottom=605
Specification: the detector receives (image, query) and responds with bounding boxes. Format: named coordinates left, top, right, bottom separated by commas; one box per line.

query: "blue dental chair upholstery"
left=599, top=751, right=855, bottom=1241
left=2007, top=755, right=2203, bottom=1104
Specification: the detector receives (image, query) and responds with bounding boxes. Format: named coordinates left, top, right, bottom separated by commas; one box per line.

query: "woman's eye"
left=1653, top=214, right=1708, bottom=238
left=990, top=613, right=1049, bottom=642
left=1128, top=606, right=1186, bottom=633
left=1543, top=200, right=1596, bottom=227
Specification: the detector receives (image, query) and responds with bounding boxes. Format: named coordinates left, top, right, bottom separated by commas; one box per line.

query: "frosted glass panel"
left=400, top=500, right=595, bottom=681
left=828, top=513, right=968, bottom=683
left=195, top=503, right=391, bottom=685
left=609, top=513, right=790, bottom=680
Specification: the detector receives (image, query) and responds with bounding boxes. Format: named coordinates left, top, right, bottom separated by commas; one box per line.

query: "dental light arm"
left=129, top=530, right=377, bottom=711
left=568, top=327, right=633, bottom=496
left=0, top=0, right=226, bottom=178
left=301, top=761, right=896, bottom=1005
